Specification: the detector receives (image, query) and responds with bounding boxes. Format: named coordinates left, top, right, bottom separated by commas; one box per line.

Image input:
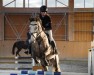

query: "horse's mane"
left=29, top=17, right=41, bottom=23
left=29, top=17, right=43, bottom=31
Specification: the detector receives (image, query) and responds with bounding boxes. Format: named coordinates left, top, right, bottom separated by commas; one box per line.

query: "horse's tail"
left=12, top=42, right=16, bottom=55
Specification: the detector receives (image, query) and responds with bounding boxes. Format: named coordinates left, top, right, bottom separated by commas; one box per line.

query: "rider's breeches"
left=45, top=30, right=57, bottom=48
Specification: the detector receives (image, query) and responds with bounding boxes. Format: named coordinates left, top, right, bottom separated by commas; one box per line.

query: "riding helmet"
left=40, top=5, right=48, bottom=12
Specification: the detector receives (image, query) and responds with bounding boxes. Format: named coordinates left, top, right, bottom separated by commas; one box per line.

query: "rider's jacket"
left=39, top=14, right=52, bottom=30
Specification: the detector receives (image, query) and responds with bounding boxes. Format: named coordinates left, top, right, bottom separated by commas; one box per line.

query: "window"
left=16, top=0, right=23, bottom=7
left=28, top=0, right=42, bottom=7
left=74, top=0, right=84, bottom=8
left=47, top=0, right=68, bottom=7
left=3, top=0, right=69, bottom=8
left=3, top=0, right=15, bottom=7
left=74, top=0, right=94, bottom=8
left=85, top=0, right=94, bottom=8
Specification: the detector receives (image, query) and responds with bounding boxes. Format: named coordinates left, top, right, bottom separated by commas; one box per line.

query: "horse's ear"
left=35, top=17, right=40, bottom=22
left=29, top=17, right=35, bottom=22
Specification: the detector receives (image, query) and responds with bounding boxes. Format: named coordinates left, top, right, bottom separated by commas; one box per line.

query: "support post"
left=0, top=0, right=4, bottom=40
left=68, top=0, right=74, bottom=41
left=45, top=0, right=47, bottom=6
left=23, top=0, right=25, bottom=8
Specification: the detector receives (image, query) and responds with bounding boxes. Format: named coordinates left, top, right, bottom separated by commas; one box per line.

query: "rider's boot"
left=50, top=41, right=58, bottom=54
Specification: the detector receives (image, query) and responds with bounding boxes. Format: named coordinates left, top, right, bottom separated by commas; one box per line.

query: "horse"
left=12, top=40, right=31, bottom=56
left=29, top=17, right=61, bottom=72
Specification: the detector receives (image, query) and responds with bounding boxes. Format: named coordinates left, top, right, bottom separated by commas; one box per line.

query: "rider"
left=39, top=5, right=57, bottom=54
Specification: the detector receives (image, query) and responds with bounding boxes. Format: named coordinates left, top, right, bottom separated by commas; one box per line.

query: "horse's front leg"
left=42, top=65, right=48, bottom=71
left=53, top=63, right=61, bottom=72
left=32, top=52, right=39, bottom=64
left=33, top=57, right=39, bottom=64
left=41, top=59, right=48, bottom=71
left=52, top=55, right=61, bottom=72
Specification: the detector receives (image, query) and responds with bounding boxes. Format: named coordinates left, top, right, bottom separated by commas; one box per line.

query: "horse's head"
left=29, top=17, right=42, bottom=43
left=29, top=18, right=39, bottom=33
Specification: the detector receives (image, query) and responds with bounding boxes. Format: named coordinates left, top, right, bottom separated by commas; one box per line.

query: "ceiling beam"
left=1, top=7, right=69, bottom=14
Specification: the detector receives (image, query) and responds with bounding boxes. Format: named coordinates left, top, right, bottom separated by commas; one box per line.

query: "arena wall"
left=0, top=40, right=90, bottom=60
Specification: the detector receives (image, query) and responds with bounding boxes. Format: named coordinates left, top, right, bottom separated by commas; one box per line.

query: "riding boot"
left=50, top=41, right=58, bottom=54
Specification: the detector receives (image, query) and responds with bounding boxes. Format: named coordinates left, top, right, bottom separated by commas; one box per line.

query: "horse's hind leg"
left=16, top=49, right=21, bottom=57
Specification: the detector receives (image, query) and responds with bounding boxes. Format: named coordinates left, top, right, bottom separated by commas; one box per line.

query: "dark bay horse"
left=12, top=40, right=30, bottom=56
left=29, top=17, right=61, bottom=72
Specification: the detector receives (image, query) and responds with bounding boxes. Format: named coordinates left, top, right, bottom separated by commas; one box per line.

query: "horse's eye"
left=34, top=27, right=37, bottom=30
left=34, top=24, right=37, bottom=25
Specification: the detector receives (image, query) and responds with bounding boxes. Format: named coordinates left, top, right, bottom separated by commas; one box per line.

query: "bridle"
left=29, top=21, right=43, bottom=41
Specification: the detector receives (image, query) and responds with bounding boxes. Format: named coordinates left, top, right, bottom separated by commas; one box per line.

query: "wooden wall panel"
left=51, top=14, right=67, bottom=40
left=4, top=14, right=67, bottom=40
left=74, top=32, right=92, bottom=41
left=74, top=12, right=93, bottom=41
left=0, top=40, right=91, bottom=60
left=74, top=22, right=92, bottom=31
left=4, top=14, right=31, bottom=40
left=56, top=41, right=90, bottom=60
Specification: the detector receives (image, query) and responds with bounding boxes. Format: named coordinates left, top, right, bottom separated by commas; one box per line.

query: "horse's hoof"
left=24, top=51, right=28, bottom=54
left=15, top=56, right=18, bottom=59
left=35, top=60, right=39, bottom=64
